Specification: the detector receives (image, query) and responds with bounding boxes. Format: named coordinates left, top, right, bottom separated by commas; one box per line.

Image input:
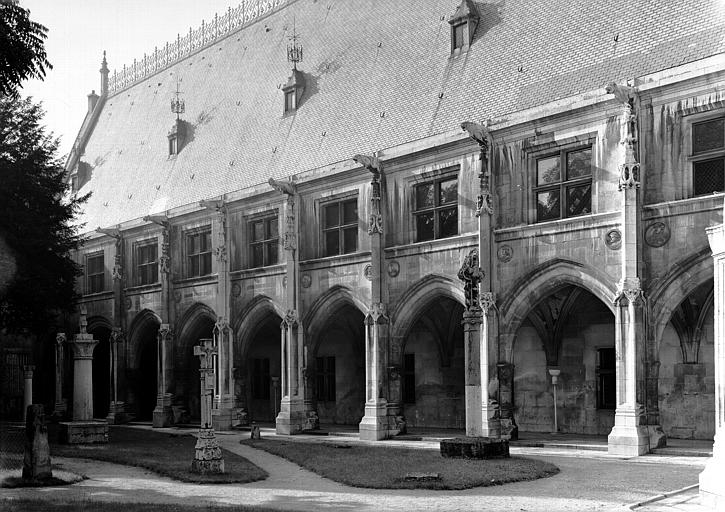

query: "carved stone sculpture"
left=457, top=249, right=484, bottom=311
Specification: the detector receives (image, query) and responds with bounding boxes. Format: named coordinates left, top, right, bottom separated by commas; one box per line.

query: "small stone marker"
left=191, top=426, right=225, bottom=475
left=250, top=423, right=261, bottom=439
left=23, top=404, right=52, bottom=481
left=440, top=437, right=510, bottom=459
left=404, top=472, right=441, bottom=482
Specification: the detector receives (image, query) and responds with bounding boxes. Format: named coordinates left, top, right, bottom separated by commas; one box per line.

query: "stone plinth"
left=22, top=405, right=52, bottom=481
left=153, top=393, right=174, bottom=428
left=59, top=421, right=109, bottom=444
left=190, top=427, right=225, bottom=474
left=440, top=437, right=509, bottom=459
left=106, top=401, right=129, bottom=424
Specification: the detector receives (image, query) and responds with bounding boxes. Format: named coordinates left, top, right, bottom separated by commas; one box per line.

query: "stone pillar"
left=480, top=293, right=501, bottom=437
left=70, top=311, right=98, bottom=421
left=462, top=308, right=483, bottom=436
left=606, top=84, right=652, bottom=456
left=355, top=155, right=393, bottom=440
left=191, top=337, right=224, bottom=474
left=700, top=219, right=725, bottom=508
left=497, top=362, right=518, bottom=440
left=23, top=366, right=34, bottom=423
left=153, top=324, right=174, bottom=427
left=106, top=327, right=127, bottom=424
left=53, top=333, right=67, bottom=419
left=22, top=404, right=52, bottom=481
left=269, top=178, right=307, bottom=434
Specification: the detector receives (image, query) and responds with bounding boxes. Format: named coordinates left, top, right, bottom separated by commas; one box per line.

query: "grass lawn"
left=0, top=498, right=281, bottom=512
left=50, top=426, right=267, bottom=484
left=241, top=438, right=559, bottom=490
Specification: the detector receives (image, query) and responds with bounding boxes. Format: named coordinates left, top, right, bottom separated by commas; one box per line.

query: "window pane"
left=537, top=156, right=560, bottom=185
left=566, top=183, right=591, bottom=217
left=416, top=212, right=434, bottom=242
left=438, top=207, right=458, bottom=238
left=415, top=183, right=434, bottom=209
left=267, top=241, right=278, bottom=265
left=252, top=221, right=264, bottom=242
left=201, top=253, right=212, bottom=275
left=342, top=200, right=357, bottom=225
left=537, top=190, right=560, bottom=221
left=266, top=217, right=278, bottom=239
left=202, top=232, right=211, bottom=252
left=566, top=148, right=592, bottom=179
left=325, top=230, right=340, bottom=256
left=252, top=244, right=264, bottom=267
left=694, top=158, right=725, bottom=195
left=190, top=255, right=199, bottom=277
left=454, top=23, right=466, bottom=49
left=187, top=234, right=197, bottom=255
left=693, top=118, right=724, bottom=154
left=324, top=203, right=340, bottom=228
left=342, top=226, right=357, bottom=254
left=438, top=178, right=458, bottom=205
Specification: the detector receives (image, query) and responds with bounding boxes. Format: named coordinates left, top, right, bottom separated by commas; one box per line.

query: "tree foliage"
left=0, top=0, right=52, bottom=98
left=0, top=96, right=87, bottom=334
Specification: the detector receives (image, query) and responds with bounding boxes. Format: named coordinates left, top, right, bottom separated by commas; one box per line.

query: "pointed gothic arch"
left=304, top=285, right=367, bottom=353
left=233, top=295, right=285, bottom=360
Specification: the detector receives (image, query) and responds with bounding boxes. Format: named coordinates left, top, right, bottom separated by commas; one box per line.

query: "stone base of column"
left=481, top=401, right=501, bottom=438
left=51, top=401, right=67, bottom=421
left=212, top=407, right=234, bottom=431
left=699, top=433, right=725, bottom=509
left=359, top=401, right=389, bottom=441
left=275, top=398, right=306, bottom=434
left=647, top=424, right=666, bottom=449
left=106, top=401, right=129, bottom=425
left=607, top=409, right=649, bottom=456
left=152, top=393, right=174, bottom=428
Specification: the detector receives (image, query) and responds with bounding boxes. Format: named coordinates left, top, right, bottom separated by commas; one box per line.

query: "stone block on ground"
left=190, top=427, right=225, bottom=475
left=440, top=436, right=510, bottom=459
left=250, top=424, right=261, bottom=439
left=404, top=472, right=441, bottom=482
left=22, top=404, right=52, bottom=481
left=58, top=420, right=109, bottom=444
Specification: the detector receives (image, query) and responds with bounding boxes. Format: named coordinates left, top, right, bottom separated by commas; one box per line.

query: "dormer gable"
left=449, top=0, right=480, bottom=55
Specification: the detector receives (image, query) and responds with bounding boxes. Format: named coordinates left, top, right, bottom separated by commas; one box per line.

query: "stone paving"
left=0, top=427, right=716, bottom=511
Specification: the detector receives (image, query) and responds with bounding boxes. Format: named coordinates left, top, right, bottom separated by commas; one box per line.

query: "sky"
left=20, top=0, right=237, bottom=158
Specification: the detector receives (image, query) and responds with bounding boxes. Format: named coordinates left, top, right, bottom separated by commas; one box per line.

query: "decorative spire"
left=100, top=50, right=109, bottom=96
left=287, top=18, right=303, bottom=70
left=171, top=77, right=185, bottom=120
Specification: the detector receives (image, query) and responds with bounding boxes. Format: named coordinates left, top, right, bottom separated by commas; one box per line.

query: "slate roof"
left=72, top=0, right=725, bottom=230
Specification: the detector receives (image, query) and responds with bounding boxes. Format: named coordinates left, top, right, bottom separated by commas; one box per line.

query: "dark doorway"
left=136, top=327, right=158, bottom=420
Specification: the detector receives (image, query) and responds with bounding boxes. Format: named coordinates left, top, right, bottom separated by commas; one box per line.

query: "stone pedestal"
left=440, top=437, right=509, bottom=459
left=276, top=398, right=306, bottom=435
left=153, top=393, right=174, bottom=428
left=22, top=366, right=34, bottom=423
left=359, top=401, right=389, bottom=441
left=106, top=401, right=128, bottom=424
left=22, top=404, right=52, bottom=481
left=59, top=421, right=109, bottom=444
left=190, top=427, right=224, bottom=474
left=700, top=223, right=725, bottom=508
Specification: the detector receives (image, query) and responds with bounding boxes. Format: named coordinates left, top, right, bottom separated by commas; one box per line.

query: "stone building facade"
left=61, top=0, right=725, bottom=458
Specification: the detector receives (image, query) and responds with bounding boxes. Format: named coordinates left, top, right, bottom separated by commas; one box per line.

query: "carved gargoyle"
left=460, top=121, right=489, bottom=147
left=605, top=82, right=636, bottom=104
left=268, top=177, right=296, bottom=195
left=352, top=153, right=381, bottom=176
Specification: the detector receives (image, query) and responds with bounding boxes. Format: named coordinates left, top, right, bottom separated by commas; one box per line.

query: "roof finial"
left=100, top=50, right=109, bottom=96
left=287, top=17, right=303, bottom=71
left=171, top=76, right=185, bottom=120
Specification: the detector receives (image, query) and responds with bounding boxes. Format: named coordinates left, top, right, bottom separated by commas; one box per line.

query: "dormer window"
left=282, top=69, right=305, bottom=115
left=168, top=136, right=178, bottom=156
left=284, top=89, right=296, bottom=113
left=448, top=0, right=480, bottom=55
left=167, top=119, right=185, bottom=156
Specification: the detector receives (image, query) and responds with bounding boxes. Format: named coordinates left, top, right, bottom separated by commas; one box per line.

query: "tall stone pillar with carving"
left=144, top=215, right=175, bottom=427
left=106, top=327, right=126, bottom=423
left=700, top=210, right=725, bottom=508
left=462, top=121, right=501, bottom=439
left=269, top=178, right=307, bottom=434
left=69, top=309, right=99, bottom=421
left=605, top=82, right=658, bottom=456
left=53, top=333, right=67, bottom=419
left=354, top=154, right=393, bottom=440
left=200, top=200, right=236, bottom=430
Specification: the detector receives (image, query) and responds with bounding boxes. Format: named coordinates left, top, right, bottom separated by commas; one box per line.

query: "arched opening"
left=313, top=304, right=365, bottom=426
left=512, top=286, right=614, bottom=435
left=175, top=306, right=216, bottom=425
left=659, top=281, right=715, bottom=440
left=244, top=314, right=282, bottom=422
left=89, top=324, right=111, bottom=419
left=133, top=322, right=159, bottom=421
left=401, top=296, right=465, bottom=429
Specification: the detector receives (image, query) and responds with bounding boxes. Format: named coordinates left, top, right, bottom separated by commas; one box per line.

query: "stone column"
left=106, top=328, right=126, bottom=423
left=153, top=324, right=174, bottom=427
left=70, top=310, right=98, bottom=421
left=480, top=293, right=501, bottom=437
left=497, top=361, right=518, bottom=439
left=23, top=365, right=34, bottom=422
left=606, top=83, right=651, bottom=456
left=191, top=337, right=224, bottom=474
left=700, top=219, right=725, bottom=508
left=355, top=155, right=392, bottom=440
left=53, top=333, right=67, bottom=419
left=269, top=178, right=307, bottom=434
left=200, top=200, right=236, bottom=430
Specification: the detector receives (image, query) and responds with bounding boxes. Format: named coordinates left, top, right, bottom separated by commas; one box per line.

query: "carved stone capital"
left=480, top=292, right=496, bottom=314
left=615, top=278, right=644, bottom=306
left=214, top=245, right=227, bottom=262
left=158, top=324, right=172, bottom=342
left=282, top=309, right=298, bottom=328
left=618, top=161, right=640, bottom=190
left=159, top=254, right=171, bottom=274
left=366, top=302, right=388, bottom=324
left=70, top=336, right=98, bottom=360
left=110, top=327, right=124, bottom=345
left=214, top=316, right=230, bottom=336
left=283, top=232, right=297, bottom=251
left=56, top=333, right=67, bottom=346
left=368, top=213, right=383, bottom=235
